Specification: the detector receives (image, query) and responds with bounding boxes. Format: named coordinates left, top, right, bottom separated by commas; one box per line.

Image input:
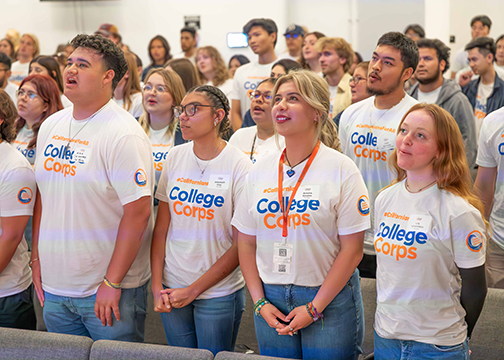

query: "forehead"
left=69, top=47, right=103, bottom=64
left=151, top=39, right=163, bottom=47
left=375, top=44, right=402, bottom=60
left=468, top=48, right=484, bottom=57
left=22, top=36, right=34, bottom=44
left=181, top=31, right=194, bottom=39
left=418, top=47, right=437, bottom=57
left=304, top=34, right=317, bottom=42
left=182, top=92, right=207, bottom=104
left=403, top=109, right=435, bottom=130
left=257, top=81, right=274, bottom=91
left=472, top=21, right=485, bottom=28
left=20, top=81, right=37, bottom=90
left=248, top=26, right=267, bottom=36
left=276, top=80, right=298, bottom=93
left=354, top=67, right=367, bottom=77
left=146, top=73, right=165, bottom=84
left=321, top=46, right=337, bottom=54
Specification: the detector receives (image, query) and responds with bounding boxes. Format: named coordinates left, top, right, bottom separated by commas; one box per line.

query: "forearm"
left=474, top=167, right=497, bottom=219
left=460, top=265, right=487, bottom=338
left=0, top=232, right=24, bottom=273
left=31, top=189, right=41, bottom=260
left=238, top=232, right=264, bottom=303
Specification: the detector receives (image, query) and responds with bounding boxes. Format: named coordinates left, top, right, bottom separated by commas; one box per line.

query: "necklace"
left=284, top=151, right=312, bottom=177
left=194, top=140, right=223, bottom=178
left=368, top=96, right=405, bottom=133
left=65, top=102, right=109, bottom=153
left=405, top=179, right=437, bottom=193
left=250, top=134, right=257, bottom=162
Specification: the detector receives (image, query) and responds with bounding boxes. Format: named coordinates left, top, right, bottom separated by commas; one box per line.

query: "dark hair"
left=256, top=77, right=277, bottom=88
left=243, top=18, right=278, bottom=46
left=471, top=15, right=492, bottom=29
left=187, top=85, right=231, bottom=138
left=181, top=27, right=197, bottom=38
left=272, top=59, right=301, bottom=74
left=0, top=38, right=16, bottom=61
left=354, top=51, right=363, bottom=64
left=15, top=74, right=63, bottom=149
left=70, top=34, right=127, bottom=91
left=465, top=37, right=495, bottom=60
left=377, top=32, right=419, bottom=71
left=133, top=52, right=143, bottom=68
left=497, top=34, right=504, bottom=45
left=228, top=54, right=250, bottom=68
left=165, top=58, right=199, bottom=93
left=0, top=52, right=12, bottom=70
left=30, top=55, right=64, bottom=93
left=148, top=35, right=172, bottom=68
left=417, top=38, right=451, bottom=74
left=0, top=89, right=17, bottom=143
left=404, top=24, right=425, bottom=39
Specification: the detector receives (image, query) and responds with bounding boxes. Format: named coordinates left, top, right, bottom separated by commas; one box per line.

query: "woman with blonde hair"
left=373, top=103, right=487, bottom=360
left=114, top=51, right=143, bottom=118
left=139, top=68, right=186, bottom=187
left=196, top=46, right=233, bottom=103
left=233, top=69, right=369, bottom=359
left=10, top=34, right=39, bottom=85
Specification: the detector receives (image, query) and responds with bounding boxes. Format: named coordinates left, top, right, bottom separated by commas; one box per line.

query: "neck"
left=17, top=54, right=31, bottom=63
left=154, top=59, right=164, bottom=66
left=326, top=68, right=345, bottom=87
left=256, top=123, right=275, bottom=140
left=72, top=96, right=110, bottom=120
left=418, top=76, right=444, bottom=93
left=405, top=169, right=436, bottom=190
left=24, top=116, right=41, bottom=130
left=204, top=70, right=216, bottom=83
left=307, top=58, right=322, bottom=73
left=496, top=60, right=504, bottom=67
left=258, top=50, right=277, bottom=65
left=288, top=49, right=301, bottom=58
left=193, top=134, right=224, bottom=160
left=480, top=67, right=496, bottom=85
left=149, top=112, right=173, bottom=130
left=185, top=48, right=195, bottom=58
left=113, top=86, right=124, bottom=100
left=284, top=132, right=317, bottom=166
left=374, top=87, right=406, bottom=109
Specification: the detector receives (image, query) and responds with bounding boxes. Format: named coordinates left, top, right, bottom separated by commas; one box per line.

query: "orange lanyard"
left=278, top=141, right=320, bottom=238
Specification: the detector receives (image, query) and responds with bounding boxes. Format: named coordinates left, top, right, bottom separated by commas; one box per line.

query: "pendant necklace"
left=65, top=102, right=109, bottom=153
left=405, top=179, right=437, bottom=193
left=194, top=140, right=223, bottom=178
left=368, top=96, right=405, bottom=133
left=284, top=151, right=312, bottom=178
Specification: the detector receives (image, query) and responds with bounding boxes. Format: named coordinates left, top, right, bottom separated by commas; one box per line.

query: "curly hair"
left=196, top=46, right=230, bottom=87
left=70, top=34, right=127, bottom=91
left=0, top=89, right=18, bottom=143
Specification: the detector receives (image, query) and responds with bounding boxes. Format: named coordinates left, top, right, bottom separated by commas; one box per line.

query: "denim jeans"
left=374, top=330, right=470, bottom=360
left=255, top=269, right=364, bottom=360
left=43, top=282, right=148, bottom=342
left=0, top=285, right=36, bottom=330
left=159, top=287, right=245, bottom=356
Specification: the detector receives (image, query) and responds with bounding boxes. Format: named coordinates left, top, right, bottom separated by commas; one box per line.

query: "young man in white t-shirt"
left=231, top=18, right=278, bottom=131
left=173, top=27, right=198, bottom=65
left=9, top=34, right=39, bottom=86
left=339, top=32, right=419, bottom=278
left=475, top=106, right=504, bottom=288
left=32, top=34, right=154, bottom=341
left=315, top=37, right=354, bottom=118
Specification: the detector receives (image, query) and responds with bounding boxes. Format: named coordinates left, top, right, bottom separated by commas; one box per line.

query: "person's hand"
left=94, top=282, right=121, bottom=326
left=276, top=305, right=314, bottom=336
left=459, top=70, right=473, bottom=88
left=153, top=288, right=172, bottom=313
left=31, top=260, right=44, bottom=307
left=162, top=287, right=198, bottom=308
left=259, top=303, right=287, bottom=330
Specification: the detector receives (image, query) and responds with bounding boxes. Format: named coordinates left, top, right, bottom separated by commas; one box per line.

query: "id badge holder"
left=273, top=241, right=293, bottom=274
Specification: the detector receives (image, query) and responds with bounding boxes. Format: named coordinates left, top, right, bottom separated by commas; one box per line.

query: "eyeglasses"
left=285, top=34, right=300, bottom=39
left=249, top=91, right=272, bottom=102
left=174, top=103, right=213, bottom=118
left=349, top=76, right=366, bottom=85
left=143, top=84, right=169, bottom=94
left=16, top=89, right=39, bottom=100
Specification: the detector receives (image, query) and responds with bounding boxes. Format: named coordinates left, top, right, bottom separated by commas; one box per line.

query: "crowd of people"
left=1, top=13, right=504, bottom=360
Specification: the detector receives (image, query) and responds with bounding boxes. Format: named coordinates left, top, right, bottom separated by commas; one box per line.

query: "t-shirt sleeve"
left=232, top=155, right=252, bottom=212
left=107, top=134, right=153, bottom=206
left=450, top=210, right=486, bottom=269
left=0, top=166, right=36, bottom=217
left=231, top=172, right=257, bottom=236
left=476, top=116, right=497, bottom=168
left=339, top=112, right=349, bottom=153
left=336, top=165, right=371, bottom=235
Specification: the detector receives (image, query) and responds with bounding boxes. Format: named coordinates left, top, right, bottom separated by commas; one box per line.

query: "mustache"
left=369, top=71, right=381, bottom=81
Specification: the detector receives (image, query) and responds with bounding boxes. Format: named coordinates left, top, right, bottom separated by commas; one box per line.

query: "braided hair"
left=187, top=85, right=231, bottom=138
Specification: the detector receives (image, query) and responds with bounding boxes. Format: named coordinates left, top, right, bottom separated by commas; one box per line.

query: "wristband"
left=29, top=258, right=39, bottom=268
left=253, top=297, right=271, bottom=317
left=103, top=276, right=121, bottom=289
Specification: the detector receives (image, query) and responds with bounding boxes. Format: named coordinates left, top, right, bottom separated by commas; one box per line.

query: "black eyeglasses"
left=285, top=34, right=300, bottom=39
left=174, top=103, right=213, bottom=117
left=349, top=76, right=366, bottom=85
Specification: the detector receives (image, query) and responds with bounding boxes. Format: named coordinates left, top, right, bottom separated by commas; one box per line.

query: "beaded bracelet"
left=253, top=297, right=271, bottom=317
left=306, top=302, right=324, bottom=329
left=103, top=276, right=121, bottom=289
left=29, top=258, right=39, bottom=268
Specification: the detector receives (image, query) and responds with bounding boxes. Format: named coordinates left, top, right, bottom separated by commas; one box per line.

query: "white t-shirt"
left=229, top=126, right=284, bottom=164
left=339, top=94, right=419, bottom=254
left=231, top=143, right=370, bottom=285
left=232, top=61, right=275, bottom=119
left=0, top=142, right=35, bottom=297
left=9, top=61, right=29, bottom=86
left=4, top=81, right=18, bottom=106
left=374, top=180, right=486, bottom=346
left=476, top=106, right=504, bottom=249
left=328, top=84, right=338, bottom=117
left=417, top=87, right=442, bottom=104
left=173, top=51, right=196, bottom=65
left=114, top=92, right=143, bottom=118
left=474, top=82, right=494, bottom=139
left=155, top=142, right=250, bottom=299
left=35, top=100, right=155, bottom=297
left=149, top=124, right=174, bottom=186
left=13, top=125, right=36, bottom=165
left=277, top=52, right=299, bottom=62
left=61, top=94, right=73, bottom=109
left=451, top=48, right=468, bottom=74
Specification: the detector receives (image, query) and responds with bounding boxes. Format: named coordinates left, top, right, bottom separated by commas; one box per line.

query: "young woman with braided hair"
left=151, top=85, right=251, bottom=355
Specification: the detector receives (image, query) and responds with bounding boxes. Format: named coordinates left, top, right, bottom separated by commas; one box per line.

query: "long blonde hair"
left=120, top=52, right=142, bottom=112
left=272, top=69, right=341, bottom=151
left=139, top=68, right=185, bottom=139
left=389, top=103, right=488, bottom=230
left=196, top=46, right=230, bottom=87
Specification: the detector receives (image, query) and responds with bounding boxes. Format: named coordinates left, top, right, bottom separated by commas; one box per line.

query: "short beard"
left=366, top=75, right=403, bottom=96
left=416, top=66, right=441, bottom=85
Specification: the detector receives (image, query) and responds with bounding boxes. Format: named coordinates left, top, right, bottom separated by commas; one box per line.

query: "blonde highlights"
left=196, top=46, right=230, bottom=87
left=120, top=52, right=142, bottom=112
left=315, top=37, right=354, bottom=73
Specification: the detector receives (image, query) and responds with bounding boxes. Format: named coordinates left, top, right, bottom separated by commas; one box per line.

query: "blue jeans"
left=374, top=330, right=469, bottom=360
left=43, top=282, right=148, bottom=342
left=159, top=287, right=245, bottom=356
left=255, top=269, right=364, bottom=360
left=0, top=285, right=36, bottom=330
